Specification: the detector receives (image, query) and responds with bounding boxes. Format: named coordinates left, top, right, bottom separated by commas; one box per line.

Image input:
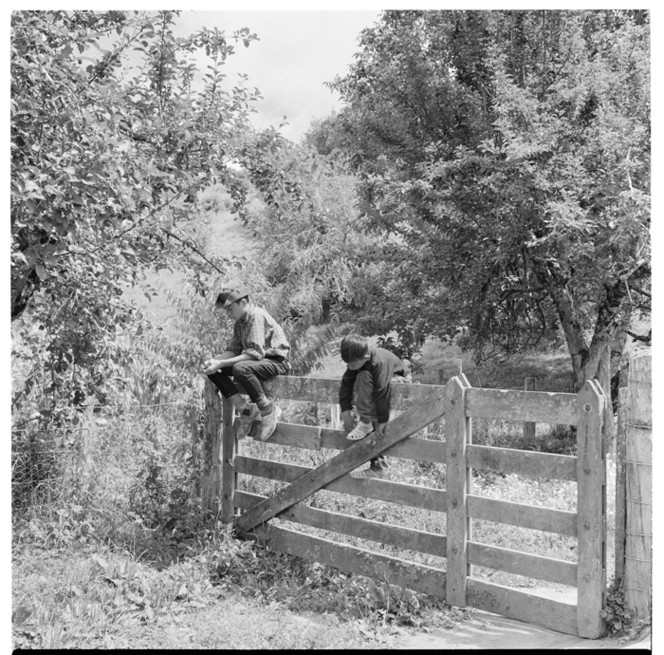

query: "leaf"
left=34, top=263, right=47, bottom=280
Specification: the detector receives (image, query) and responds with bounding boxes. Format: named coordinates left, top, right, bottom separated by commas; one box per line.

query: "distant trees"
left=321, top=9, right=650, bottom=390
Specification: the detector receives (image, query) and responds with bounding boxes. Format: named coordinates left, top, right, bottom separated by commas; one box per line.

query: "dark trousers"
left=353, top=369, right=388, bottom=471
left=207, top=358, right=289, bottom=405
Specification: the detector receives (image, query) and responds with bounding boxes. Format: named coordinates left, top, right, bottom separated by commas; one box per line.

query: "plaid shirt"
left=227, top=305, right=291, bottom=361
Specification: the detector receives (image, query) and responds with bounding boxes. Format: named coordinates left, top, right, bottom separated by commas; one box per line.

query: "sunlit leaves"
left=327, top=10, right=650, bottom=383
left=10, top=9, right=270, bottom=418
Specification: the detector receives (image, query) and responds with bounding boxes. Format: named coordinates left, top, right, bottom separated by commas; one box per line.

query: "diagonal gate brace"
left=233, top=387, right=446, bottom=535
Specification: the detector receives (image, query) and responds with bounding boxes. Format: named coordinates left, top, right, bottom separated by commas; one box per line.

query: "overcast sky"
left=171, top=10, right=382, bottom=143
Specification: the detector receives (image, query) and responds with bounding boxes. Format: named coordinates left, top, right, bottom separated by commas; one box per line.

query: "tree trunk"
left=545, top=276, right=630, bottom=393
left=546, top=283, right=589, bottom=391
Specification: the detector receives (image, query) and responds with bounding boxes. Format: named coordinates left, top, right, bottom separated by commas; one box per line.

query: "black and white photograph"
left=9, top=6, right=653, bottom=650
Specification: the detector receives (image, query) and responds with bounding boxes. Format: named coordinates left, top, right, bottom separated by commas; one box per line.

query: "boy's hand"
left=202, top=359, right=222, bottom=375
left=341, top=410, right=355, bottom=432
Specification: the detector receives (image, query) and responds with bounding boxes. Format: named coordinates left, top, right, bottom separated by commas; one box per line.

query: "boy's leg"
left=231, top=358, right=287, bottom=406
left=347, top=370, right=377, bottom=440
left=232, top=358, right=289, bottom=441
left=349, top=371, right=389, bottom=477
left=207, top=368, right=239, bottom=398
left=207, top=368, right=258, bottom=439
left=353, top=370, right=378, bottom=425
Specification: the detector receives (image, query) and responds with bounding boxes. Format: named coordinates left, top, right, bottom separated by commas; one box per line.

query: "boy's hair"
left=215, top=290, right=231, bottom=309
left=340, top=334, right=370, bottom=363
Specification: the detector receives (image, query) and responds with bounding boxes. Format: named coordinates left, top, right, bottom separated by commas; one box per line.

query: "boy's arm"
left=339, top=368, right=358, bottom=431
left=203, top=322, right=249, bottom=374
left=339, top=368, right=357, bottom=412
left=203, top=351, right=253, bottom=374
left=242, top=312, right=266, bottom=360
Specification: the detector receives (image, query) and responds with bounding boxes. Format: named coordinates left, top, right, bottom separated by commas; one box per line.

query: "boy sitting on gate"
left=338, top=334, right=409, bottom=479
left=203, top=283, right=290, bottom=442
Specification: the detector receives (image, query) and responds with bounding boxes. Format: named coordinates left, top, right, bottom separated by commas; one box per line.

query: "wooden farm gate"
left=204, top=374, right=607, bottom=639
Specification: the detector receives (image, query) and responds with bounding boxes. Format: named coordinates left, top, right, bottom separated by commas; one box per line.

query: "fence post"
left=614, top=387, right=628, bottom=585
left=445, top=375, right=471, bottom=607
left=523, top=377, right=537, bottom=441
left=624, top=352, right=652, bottom=622
left=576, top=380, right=607, bottom=639
left=202, top=380, right=222, bottom=515
left=220, top=395, right=237, bottom=523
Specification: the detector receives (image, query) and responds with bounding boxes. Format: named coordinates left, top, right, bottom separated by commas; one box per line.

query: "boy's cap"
left=222, top=285, right=250, bottom=308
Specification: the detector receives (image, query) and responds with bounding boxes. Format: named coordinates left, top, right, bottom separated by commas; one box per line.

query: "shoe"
left=347, top=421, right=374, bottom=441
left=351, top=467, right=387, bottom=479
left=247, top=415, right=263, bottom=439
left=258, top=405, right=282, bottom=442
left=235, top=403, right=260, bottom=440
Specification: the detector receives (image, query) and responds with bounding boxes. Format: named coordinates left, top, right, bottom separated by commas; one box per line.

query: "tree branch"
left=161, top=227, right=227, bottom=275
left=625, top=329, right=651, bottom=345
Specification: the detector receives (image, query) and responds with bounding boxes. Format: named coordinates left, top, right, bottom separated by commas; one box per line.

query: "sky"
left=170, top=10, right=382, bottom=143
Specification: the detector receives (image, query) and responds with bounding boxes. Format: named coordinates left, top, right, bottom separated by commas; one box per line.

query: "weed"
left=600, top=579, right=650, bottom=640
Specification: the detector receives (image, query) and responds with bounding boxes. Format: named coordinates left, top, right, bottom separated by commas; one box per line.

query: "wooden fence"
left=203, top=374, right=608, bottom=639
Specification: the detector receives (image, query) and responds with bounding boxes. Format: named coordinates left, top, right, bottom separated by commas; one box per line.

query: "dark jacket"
left=339, top=346, right=407, bottom=424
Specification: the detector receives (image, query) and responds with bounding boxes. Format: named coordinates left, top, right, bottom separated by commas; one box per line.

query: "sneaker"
left=347, top=421, right=374, bottom=441
left=247, top=415, right=263, bottom=439
left=235, top=403, right=260, bottom=440
left=258, top=405, right=282, bottom=442
left=351, top=467, right=387, bottom=480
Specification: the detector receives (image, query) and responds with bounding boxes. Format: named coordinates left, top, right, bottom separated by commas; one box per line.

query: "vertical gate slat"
left=576, top=380, right=606, bottom=639
left=446, top=376, right=470, bottom=606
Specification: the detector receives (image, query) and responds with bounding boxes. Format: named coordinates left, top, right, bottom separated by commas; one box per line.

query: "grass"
left=415, top=338, right=575, bottom=392
left=11, top=531, right=390, bottom=649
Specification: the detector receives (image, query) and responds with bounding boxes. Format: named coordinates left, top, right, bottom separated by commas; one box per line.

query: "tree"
left=238, top=134, right=373, bottom=373
left=11, top=10, right=271, bottom=411
left=328, top=10, right=650, bottom=390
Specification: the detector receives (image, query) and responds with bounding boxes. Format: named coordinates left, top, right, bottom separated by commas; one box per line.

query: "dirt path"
left=394, top=588, right=651, bottom=650
left=394, top=609, right=651, bottom=650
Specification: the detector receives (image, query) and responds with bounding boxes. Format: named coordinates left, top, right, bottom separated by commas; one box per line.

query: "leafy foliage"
left=326, top=9, right=650, bottom=389
left=11, top=10, right=266, bottom=418
left=238, top=138, right=376, bottom=373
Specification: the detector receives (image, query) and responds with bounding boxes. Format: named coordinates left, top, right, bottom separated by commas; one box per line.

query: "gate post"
left=624, top=352, right=652, bottom=622
left=523, top=377, right=537, bottom=441
left=220, top=395, right=237, bottom=523
left=202, top=380, right=222, bottom=515
left=445, top=376, right=471, bottom=607
left=576, top=380, right=607, bottom=639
